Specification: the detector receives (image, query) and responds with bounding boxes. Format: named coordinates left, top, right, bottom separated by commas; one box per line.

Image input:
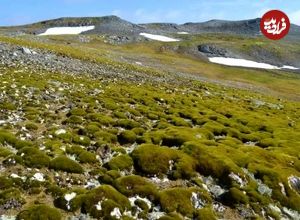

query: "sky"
left=1, top=0, right=300, bottom=26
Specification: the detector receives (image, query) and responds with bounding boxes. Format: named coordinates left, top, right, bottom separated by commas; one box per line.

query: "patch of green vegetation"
left=118, top=130, right=137, bottom=144
left=99, top=170, right=121, bottom=185
left=0, top=177, right=14, bottom=190
left=50, top=156, right=84, bottom=173
left=114, top=175, right=158, bottom=199
left=195, top=207, right=217, bottom=220
left=0, top=188, right=24, bottom=206
left=0, top=147, right=13, bottom=157
left=106, top=154, right=133, bottom=171
left=17, top=205, right=62, bottom=220
left=222, top=187, right=249, bottom=206
left=0, top=130, right=33, bottom=150
left=182, top=142, right=240, bottom=184
left=82, top=185, right=130, bottom=219
left=17, top=147, right=50, bottom=168
left=25, top=122, right=39, bottom=131
left=159, top=187, right=195, bottom=217
left=132, top=144, right=196, bottom=179
left=94, top=130, right=118, bottom=143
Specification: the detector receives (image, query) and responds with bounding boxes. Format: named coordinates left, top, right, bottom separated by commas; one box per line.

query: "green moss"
left=159, top=187, right=195, bottom=217
left=116, top=119, right=140, bottom=129
left=0, top=188, right=24, bottom=206
left=0, top=102, right=16, bottom=110
left=0, top=147, right=13, bottom=157
left=73, top=135, right=91, bottom=146
left=18, top=147, right=50, bottom=168
left=0, top=130, right=33, bottom=150
left=50, top=156, right=84, bottom=173
left=45, top=185, right=66, bottom=198
left=114, top=175, right=158, bottom=199
left=132, top=144, right=196, bottom=179
left=25, top=122, right=39, bottom=131
left=170, top=116, right=192, bottom=127
left=65, top=141, right=95, bottom=163
left=0, top=177, right=13, bottom=190
left=17, top=205, right=62, bottom=220
left=154, top=127, right=214, bottom=147
left=69, top=108, right=86, bottom=116
left=86, top=113, right=115, bottom=126
left=82, top=185, right=130, bottom=219
left=54, top=193, right=85, bottom=212
left=113, top=111, right=127, bottom=119
left=182, top=142, right=240, bottom=184
left=118, top=130, right=137, bottom=144
left=65, top=115, right=84, bottom=124
left=132, top=127, right=146, bottom=136
left=158, top=213, right=183, bottom=220
left=99, top=170, right=121, bottom=185
left=107, top=154, right=133, bottom=171
left=222, top=187, right=249, bottom=206
left=78, top=151, right=98, bottom=164
left=85, top=123, right=101, bottom=135
left=257, top=138, right=278, bottom=148
left=195, top=207, right=217, bottom=220
left=94, top=131, right=117, bottom=143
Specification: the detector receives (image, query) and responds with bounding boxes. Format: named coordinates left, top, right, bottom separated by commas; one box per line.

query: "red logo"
left=260, top=10, right=290, bottom=40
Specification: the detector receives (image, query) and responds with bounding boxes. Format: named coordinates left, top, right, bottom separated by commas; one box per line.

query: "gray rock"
left=288, top=176, right=300, bottom=193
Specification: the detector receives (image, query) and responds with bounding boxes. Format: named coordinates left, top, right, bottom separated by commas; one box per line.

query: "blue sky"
left=1, top=0, right=300, bottom=26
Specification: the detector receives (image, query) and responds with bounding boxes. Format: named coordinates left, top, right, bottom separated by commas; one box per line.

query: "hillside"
left=0, top=16, right=300, bottom=220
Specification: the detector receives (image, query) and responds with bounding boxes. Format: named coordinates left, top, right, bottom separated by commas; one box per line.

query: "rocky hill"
left=2, top=16, right=299, bottom=39
left=0, top=16, right=300, bottom=220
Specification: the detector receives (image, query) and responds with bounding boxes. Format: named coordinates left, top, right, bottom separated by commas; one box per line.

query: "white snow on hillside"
left=208, top=57, right=299, bottom=70
left=139, top=33, right=180, bottom=42
left=177, top=32, right=189, bottom=35
left=281, top=65, right=299, bottom=70
left=39, top=26, right=95, bottom=36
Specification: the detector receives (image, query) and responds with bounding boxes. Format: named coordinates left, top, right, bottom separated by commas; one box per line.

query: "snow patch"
left=177, top=32, right=189, bottom=34
left=32, top=173, right=45, bottom=182
left=281, top=65, right=299, bottom=70
left=39, top=26, right=95, bottom=36
left=208, top=57, right=299, bottom=70
left=110, top=207, right=122, bottom=219
left=139, top=33, right=180, bottom=42
left=64, top=192, right=77, bottom=210
left=55, top=129, right=66, bottom=135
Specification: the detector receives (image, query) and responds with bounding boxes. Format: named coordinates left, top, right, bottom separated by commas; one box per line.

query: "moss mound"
left=107, top=154, right=133, bottom=171
left=159, top=188, right=195, bottom=217
left=50, top=156, right=84, bottom=173
left=81, top=185, right=130, bottom=219
left=114, top=175, right=158, bottom=199
left=132, top=144, right=196, bottom=179
left=17, top=205, right=62, bottom=220
left=18, top=147, right=50, bottom=168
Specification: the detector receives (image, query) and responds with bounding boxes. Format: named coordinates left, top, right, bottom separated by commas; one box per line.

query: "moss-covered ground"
left=0, top=62, right=299, bottom=219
